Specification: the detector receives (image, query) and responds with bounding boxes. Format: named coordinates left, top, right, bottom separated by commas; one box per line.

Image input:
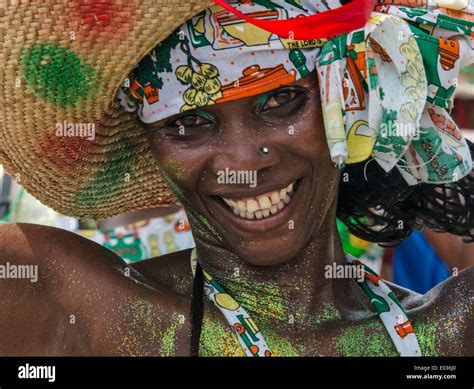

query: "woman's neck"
left=191, top=217, right=370, bottom=330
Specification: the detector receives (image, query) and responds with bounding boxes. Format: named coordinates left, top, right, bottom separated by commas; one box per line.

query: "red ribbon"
left=212, top=0, right=376, bottom=40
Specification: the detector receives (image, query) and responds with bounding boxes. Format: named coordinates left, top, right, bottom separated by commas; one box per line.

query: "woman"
left=0, top=0, right=472, bottom=356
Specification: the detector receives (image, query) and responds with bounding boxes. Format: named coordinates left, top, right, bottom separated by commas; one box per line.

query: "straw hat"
left=0, top=0, right=215, bottom=219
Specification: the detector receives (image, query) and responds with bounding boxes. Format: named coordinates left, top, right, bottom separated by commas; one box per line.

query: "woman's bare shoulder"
left=387, top=267, right=473, bottom=356
left=1, top=222, right=105, bottom=258
left=131, top=248, right=195, bottom=296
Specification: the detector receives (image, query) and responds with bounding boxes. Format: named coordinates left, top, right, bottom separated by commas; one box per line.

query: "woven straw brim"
left=0, top=0, right=214, bottom=219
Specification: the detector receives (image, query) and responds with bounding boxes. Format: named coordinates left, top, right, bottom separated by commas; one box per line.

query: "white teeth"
left=270, top=191, right=280, bottom=205
left=247, top=199, right=259, bottom=213
left=221, top=180, right=297, bottom=220
left=258, top=196, right=272, bottom=210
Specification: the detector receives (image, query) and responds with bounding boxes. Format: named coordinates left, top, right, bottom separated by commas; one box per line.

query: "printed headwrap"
left=118, top=0, right=474, bottom=186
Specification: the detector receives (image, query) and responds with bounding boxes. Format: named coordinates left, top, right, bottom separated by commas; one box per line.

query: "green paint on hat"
left=20, top=44, right=97, bottom=105
left=74, top=138, right=138, bottom=208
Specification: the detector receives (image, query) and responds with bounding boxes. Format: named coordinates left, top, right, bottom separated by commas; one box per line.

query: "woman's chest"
left=198, top=308, right=402, bottom=357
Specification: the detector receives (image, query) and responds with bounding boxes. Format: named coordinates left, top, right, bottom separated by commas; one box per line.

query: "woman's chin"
left=231, top=237, right=305, bottom=267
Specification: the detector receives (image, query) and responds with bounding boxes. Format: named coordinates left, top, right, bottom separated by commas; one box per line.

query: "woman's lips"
left=210, top=178, right=303, bottom=233
left=220, top=181, right=295, bottom=220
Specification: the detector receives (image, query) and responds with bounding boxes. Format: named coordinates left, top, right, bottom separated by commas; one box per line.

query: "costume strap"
left=190, top=249, right=271, bottom=357
left=346, top=254, right=422, bottom=356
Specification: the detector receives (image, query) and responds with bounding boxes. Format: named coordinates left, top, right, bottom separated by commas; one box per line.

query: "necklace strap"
left=191, top=249, right=271, bottom=356
left=345, top=255, right=422, bottom=356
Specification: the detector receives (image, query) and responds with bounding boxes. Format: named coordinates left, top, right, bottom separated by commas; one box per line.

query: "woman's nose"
left=211, top=141, right=281, bottom=177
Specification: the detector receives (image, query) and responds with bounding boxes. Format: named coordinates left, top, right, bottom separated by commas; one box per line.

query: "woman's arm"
left=0, top=223, right=192, bottom=356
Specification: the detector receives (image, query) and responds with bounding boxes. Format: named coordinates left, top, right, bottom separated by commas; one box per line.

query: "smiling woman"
left=140, top=72, right=334, bottom=265
left=0, top=0, right=473, bottom=358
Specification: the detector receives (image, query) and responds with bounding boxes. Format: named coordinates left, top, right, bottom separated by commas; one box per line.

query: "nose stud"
left=260, top=146, right=270, bottom=155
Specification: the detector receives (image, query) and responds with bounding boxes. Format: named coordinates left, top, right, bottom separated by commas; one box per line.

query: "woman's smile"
left=210, top=177, right=304, bottom=233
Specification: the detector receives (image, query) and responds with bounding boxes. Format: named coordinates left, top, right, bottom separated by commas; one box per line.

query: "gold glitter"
left=199, top=316, right=244, bottom=356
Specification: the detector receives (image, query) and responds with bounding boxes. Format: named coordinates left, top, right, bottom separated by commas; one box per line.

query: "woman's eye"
left=169, top=114, right=209, bottom=128
left=259, top=88, right=307, bottom=114
left=264, top=91, right=293, bottom=108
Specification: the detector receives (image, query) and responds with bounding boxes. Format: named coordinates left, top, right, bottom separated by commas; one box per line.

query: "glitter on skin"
left=161, top=314, right=184, bottom=356
left=440, top=281, right=473, bottom=351
left=412, top=320, right=439, bottom=357
left=199, top=315, right=244, bottom=357
left=161, top=172, right=219, bottom=239
left=335, top=319, right=398, bottom=356
left=258, top=324, right=300, bottom=356
left=164, top=162, right=186, bottom=181
left=198, top=310, right=301, bottom=356
left=314, top=303, right=342, bottom=326
left=107, top=298, right=163, bottom=355
left=220, top=277, right=289, bottom=326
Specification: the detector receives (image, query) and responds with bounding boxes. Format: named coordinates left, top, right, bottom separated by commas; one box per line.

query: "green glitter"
left=258, top=324, right=300, bottom=356
left=161, top=172, right=219, bottom=238
left=21, top=44, right=97, bottom=105
left=335, top=319, right=398, bottom=356
left=164, top=162, right=186, bottom=181
left=199, top=316, right=244, bottom=356
left=314, top=303, right=342, bottom=326
left=161, top=314, right=184, bottom=356
left=199, top=315, right=301, bottom=356
left=412, top=319, right=439, bottom=356
left=221, top=278, right=289, bottom=326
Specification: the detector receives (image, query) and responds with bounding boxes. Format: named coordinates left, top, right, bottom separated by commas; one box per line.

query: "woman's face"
left=144, top=71, right=340, bottom=266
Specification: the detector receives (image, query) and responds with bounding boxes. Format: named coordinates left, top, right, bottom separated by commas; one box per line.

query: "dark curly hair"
left=337, top=140, right=474, bottom=245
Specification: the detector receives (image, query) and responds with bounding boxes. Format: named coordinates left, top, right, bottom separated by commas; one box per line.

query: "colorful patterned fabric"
left=191, top=248, right=422, bottom=357
left=77, top=209, right=195, bottom=263
left=119, top=0, right=474, bottom=186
